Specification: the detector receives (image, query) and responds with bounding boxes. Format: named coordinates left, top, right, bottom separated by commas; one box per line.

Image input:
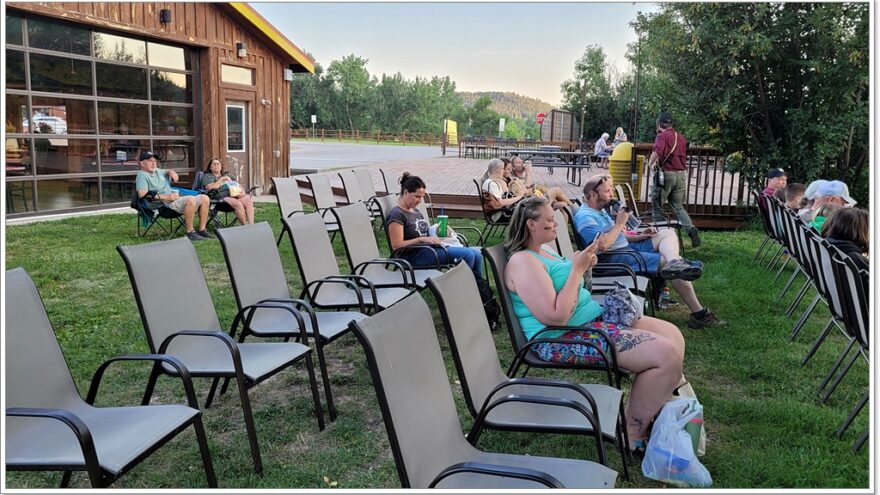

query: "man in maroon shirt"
left=762, top=168, right=787, bottom=196
left=647, top=112, right=701, bottom=247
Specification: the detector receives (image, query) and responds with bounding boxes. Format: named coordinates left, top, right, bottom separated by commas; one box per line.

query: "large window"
left=5, top=12, right=198, bottom=216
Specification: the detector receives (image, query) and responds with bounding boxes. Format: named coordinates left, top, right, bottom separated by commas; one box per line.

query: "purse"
left=226, top=180, right=245, bottom=198
left=600, top=281, right=643, bottom=328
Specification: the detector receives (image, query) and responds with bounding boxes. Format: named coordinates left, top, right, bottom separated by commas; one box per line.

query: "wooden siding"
left=9, top=2, right=296, bottom=190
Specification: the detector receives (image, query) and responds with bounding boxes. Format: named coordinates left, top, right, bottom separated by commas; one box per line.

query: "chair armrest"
left=284, top=209, right=307, bottom=218
left=230, top=301, right=311, bottom=346
left=301, top=277, right=369, bottom=314
left=468, top=394, right=606, bottom=464
left=85, top=354, right=199, bottom=409
left=157, top=330, right=246, bottom=379
left=429, top=461, right=563, bottom=488
left=598, top=249, right=649, bottom=273
left=353, top=259, right=416, bottom=288
left=6, top=407, right=101, bottom=481
left=493, top=377, right=601, bottom=420
left=391, top=244, right=449, bottom=270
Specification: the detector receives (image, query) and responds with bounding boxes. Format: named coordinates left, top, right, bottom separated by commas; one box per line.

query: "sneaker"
left=186, top=230, right=206, bottom=241
left=688, top=227, right=702, bottom=248
left=688, top=309, right=727, bottom=329
left=196, top=230, right=214, bottom=239
left=660, top=258, right=703, bottom=281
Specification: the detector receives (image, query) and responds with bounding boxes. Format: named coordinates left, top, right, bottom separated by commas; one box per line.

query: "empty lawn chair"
left=271, top=176, right=306, bottom=245
left=426, top=263, right=630, bottom=477
left=117, top=237, right=325, bottom=474
left=216, top=222, right=367, bottom=421
left=305, top=173, right=342, bottom=237
left=6, top=267, right=216, bottom=488
left=349, top=292, right=618, bottom=489
left=331, top=202, right=433, bottom=289
left=282, top=212, right=412, bottom=313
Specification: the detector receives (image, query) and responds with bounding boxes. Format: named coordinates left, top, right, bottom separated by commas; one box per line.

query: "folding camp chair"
left=426, top=263, right=630, bottom=477
left=5, top=267, right=216, bottom=488
left=216, top=222, right=367, bottom=422
left=192, top=170, right=237, bottom=229
left=130, top=190, right=185, bottom=239
left=348, top=292, right=618, bottom=488
left=483, top=244, right=629, bottom=388
left=117, top=238, right=325, bottom=474
left=331, top=203, right=430, bottom=289
left=271, top=176, right=307, bottom=246
left=282, top=212, right=413, bottom=313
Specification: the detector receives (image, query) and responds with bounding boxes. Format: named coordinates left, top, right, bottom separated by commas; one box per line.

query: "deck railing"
left=290, top=128, right=442, bottom=146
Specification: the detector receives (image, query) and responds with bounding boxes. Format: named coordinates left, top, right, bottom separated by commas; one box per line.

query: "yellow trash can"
left=608, top=142, right=644, bottom=195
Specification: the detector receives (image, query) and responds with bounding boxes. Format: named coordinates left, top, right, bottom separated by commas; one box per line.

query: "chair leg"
left=785, top=281, right=812, bottom=317
left=789, top=293, right=821, bottom=341
left=192, top=415, right=218, bottom=487
left=836, top=391, right=868, bottom=439
left=754, top=236, right=771, bottom=260
left=303, top=353, right=326, bottom=430
left=276, top=224, right=288, bottom=246
left=853, top=429, right=869, bottom=453
left=314, top=340, right=337, bottom=421
left=765, top=246, right=785, bottom=272
left=141, top=362, right=162, bottom=405
left=234, top=376, right=264, bottom=474
left=772, top=256, right=791, bottom=283
left=821, top=348, right=860, bottom=404
left=60, top=471, right=72, bottom=488
left=616, top=412, right=631, bottom=480
left=777, top=267, right=802, bottom=301
left=801, top=318, right=835, bottom=365
left=817, top=338, right=856, bottom=396
left=204, top=377, right=222, bottom=409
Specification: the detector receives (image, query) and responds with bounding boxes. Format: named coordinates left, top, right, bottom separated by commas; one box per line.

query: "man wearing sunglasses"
left=573, top=174, right=725, bottom=329
left=647, top=112, right=701, bottom=248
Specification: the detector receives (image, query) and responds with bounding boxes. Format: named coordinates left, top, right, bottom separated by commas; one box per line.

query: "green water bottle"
left=437, top=215, right=449, bottom=238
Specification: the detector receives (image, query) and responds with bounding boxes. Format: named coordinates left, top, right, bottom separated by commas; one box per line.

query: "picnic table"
left=498, top=146, right=593, bottom=186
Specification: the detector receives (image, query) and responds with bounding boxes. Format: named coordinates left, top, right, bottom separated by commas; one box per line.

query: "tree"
left=325, top=55, right=373, bottom=132
left=632, top=3, right=869, bottom=203
left=560, top=45, right=618, bottom=141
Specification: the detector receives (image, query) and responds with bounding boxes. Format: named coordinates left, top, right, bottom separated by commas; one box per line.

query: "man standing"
left=763, top=168, right=788, bottom=196
left=647, top=112, right=701, bottom=247
left=135, top=150, right=213, bottom=241
left=574, top=175, right=725, bottom=329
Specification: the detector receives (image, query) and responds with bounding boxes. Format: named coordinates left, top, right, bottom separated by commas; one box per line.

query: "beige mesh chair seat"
left=426, top=263, right=631, bottom=477
left=349, top=292, right=618, bottom=489
left=216, top=222, right=367, bottom=422
left=353, top=168, right=384, bottom=217
left=5, top=267, right=216, bottom=488
left=333, top=202, right=438, bottom=289
left=282, top=212, right=412, bottom=313
left=272, top=176, right=307, bottom=245
left=117, top=238, right=325, bottom=475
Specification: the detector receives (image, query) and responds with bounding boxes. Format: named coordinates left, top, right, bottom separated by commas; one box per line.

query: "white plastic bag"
left=642, top=397, right=712, bottom=487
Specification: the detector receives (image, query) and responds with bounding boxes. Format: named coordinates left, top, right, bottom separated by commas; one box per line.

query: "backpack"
left=475, top=276, right=501, bottom=331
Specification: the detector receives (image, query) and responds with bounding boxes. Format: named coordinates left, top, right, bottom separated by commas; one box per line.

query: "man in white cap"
left=798, top=179, right=856, bottom=223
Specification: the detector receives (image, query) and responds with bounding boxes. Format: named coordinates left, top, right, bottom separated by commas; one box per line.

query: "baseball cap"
left=657, top=112, right=673, bottom=124
left=138, top=150, right=157, bottom=161
left=804, top=179, right=829, bottom=200
left=767, top=168, right=787, bottom=179
left=815, top=180, right=857, bottom=206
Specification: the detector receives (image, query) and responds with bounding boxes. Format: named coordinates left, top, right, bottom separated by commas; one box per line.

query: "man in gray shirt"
left=135, top=151, right=212, bottom=240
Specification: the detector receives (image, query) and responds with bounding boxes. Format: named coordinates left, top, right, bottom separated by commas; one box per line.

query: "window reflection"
left=6, top=94, right=28, bottom=133
left=153, top=140, right=194, bottom=169
left=33, top=138, right=98, bottom=175
left=30, top=53, right=93, bottom=95
left=96, top=62, right=147, bottom=99
left=94, top=32, right=146, bottom=64
left=37, top=177, right=100, bottom=210
left=6, top=137, right=32, bottom=175
left=31, top=97, right=96, bottom=135
left=6, top=179, right=34, bottom=213
left=98, top=102, right=149, bottom=135
left=152, top=106, right=192, bottom=136
left=101, top=175, right=137, bottom=204
left=147, top=42, right=190, bottom=71
left=27, top=17, right=91, bottom=55
left=99, top=139, right=150, bottom=171
left=150, top=70, right=192, bottom=103
left=6, top=49, right=26, bottom=90
left=6, top=15, right=23, bottom=45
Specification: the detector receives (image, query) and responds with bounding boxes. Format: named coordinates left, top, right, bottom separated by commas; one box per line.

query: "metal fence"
left=290, top=128, right=442, bottom=146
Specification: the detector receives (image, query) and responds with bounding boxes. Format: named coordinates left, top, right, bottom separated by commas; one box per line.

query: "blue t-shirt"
left=573, top=205, right=629, bottom=251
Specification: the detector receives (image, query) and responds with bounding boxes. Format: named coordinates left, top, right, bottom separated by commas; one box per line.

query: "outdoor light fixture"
left=236, top=42, right=247, bottom=58
left=260, top=98, right=272, bottom=106
left=159, top=9, right=172, bottom=24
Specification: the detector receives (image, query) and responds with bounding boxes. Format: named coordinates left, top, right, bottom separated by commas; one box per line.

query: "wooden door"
left=225, top=101, right=250, bottom=187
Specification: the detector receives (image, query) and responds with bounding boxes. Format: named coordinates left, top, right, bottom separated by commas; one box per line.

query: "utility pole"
left=578, top=80, right=588, bottom=149
left=632, top=14, right=642, bottom=144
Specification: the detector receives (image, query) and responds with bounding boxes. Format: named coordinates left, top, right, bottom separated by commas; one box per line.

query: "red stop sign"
left=536, top=113, right=546, bottom=125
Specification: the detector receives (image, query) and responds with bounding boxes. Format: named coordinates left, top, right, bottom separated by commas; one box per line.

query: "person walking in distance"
left=647, top=112, right=701, bottom=247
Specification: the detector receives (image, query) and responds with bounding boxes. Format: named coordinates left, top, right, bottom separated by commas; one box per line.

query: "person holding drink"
left=135, top=150, right=212, bottom=241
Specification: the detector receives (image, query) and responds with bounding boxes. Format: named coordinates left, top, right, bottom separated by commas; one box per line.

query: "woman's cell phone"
left=587, top=232, right=601, bottom=250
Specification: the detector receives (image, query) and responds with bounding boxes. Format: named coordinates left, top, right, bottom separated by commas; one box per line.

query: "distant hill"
left=459, top=91, right=554, bottom=120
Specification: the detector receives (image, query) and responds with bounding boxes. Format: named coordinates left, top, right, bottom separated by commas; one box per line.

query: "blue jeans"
left=402, top=246, right=483, bottom=278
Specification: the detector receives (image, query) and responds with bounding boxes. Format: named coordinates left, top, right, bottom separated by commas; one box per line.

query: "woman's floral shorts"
left=532, top=321, right=622, bottom=365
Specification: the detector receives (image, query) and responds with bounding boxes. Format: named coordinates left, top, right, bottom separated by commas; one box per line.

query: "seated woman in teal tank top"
left=503, top=196, right=686, bottom=454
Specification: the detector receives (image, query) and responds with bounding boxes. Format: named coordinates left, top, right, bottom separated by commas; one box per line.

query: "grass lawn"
left=4, top=205, right=869, bottom=489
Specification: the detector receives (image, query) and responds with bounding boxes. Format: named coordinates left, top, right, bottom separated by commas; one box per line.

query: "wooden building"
left=539, top=109, right=577, bottom=143
left=5, top=2, right=313, bottom=217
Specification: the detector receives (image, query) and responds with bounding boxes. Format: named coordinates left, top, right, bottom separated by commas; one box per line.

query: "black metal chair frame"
left=130, top=190, right=185, bottom=239
left=473, top=178, right=511, bottom=245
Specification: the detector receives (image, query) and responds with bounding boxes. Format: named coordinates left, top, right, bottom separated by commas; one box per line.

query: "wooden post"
left=402, top=131, right=406, bottom=146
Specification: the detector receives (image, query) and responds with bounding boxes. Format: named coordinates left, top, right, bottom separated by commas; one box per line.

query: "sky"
left=253, top=2, right=659, bottom=106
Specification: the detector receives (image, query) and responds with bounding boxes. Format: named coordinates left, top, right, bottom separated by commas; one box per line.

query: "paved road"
left=289, top=140, right=449, bottom=173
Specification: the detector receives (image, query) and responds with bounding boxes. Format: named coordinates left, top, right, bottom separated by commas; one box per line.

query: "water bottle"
left=659, top=287, right=672, bottom=309
left=437, top=207, right=448, bottom=237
